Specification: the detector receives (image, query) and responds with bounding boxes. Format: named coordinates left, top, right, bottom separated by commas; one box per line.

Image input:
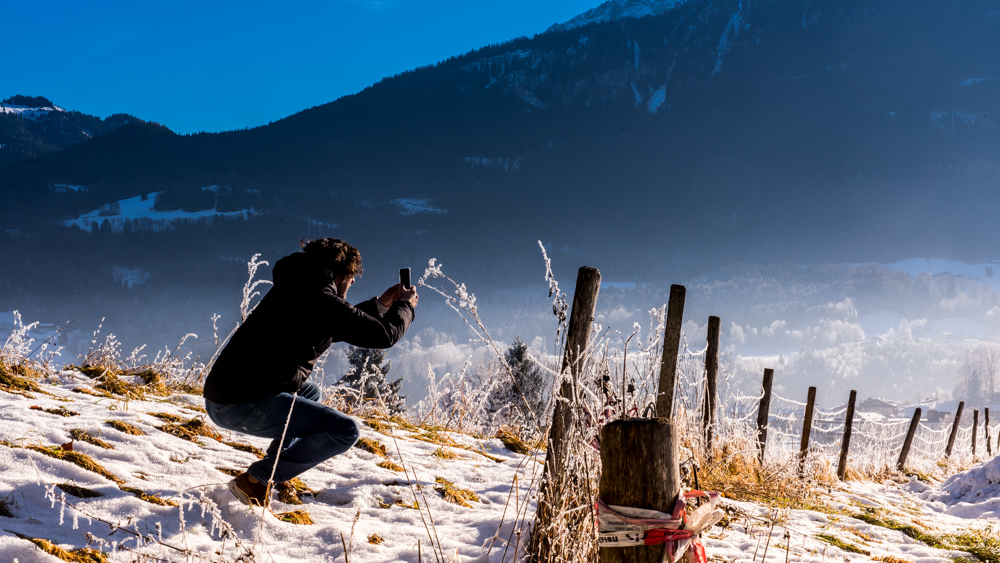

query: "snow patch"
left=392, top=198, right=447, bottom=217
left=63, top=193, right=254, bottom=233
left=645, top=85, right=668, bottom=114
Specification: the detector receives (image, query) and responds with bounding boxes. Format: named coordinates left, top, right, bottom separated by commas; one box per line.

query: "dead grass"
left=872, top=557, right=913, bottom=563
left=378, top=497, right=419, bottom=509
left=25, top=445, right=124, bottom=485
left=217, top=467, right=242, bottom=477
left=355, top=437, right=389, bottom=458
left=276, top=478, right=313, bottom=505
left=0, top=360, right=47, bottom=397
left=368, top=533, right=384, bottom=545
left=412, top=430, right=459, bottom=448
left=276, top=510, right=313, bottom=525
left=377, top=460, right=405, bottom=472
left=56, top=483, right=103, bottom=499
left=10, top=531, right=108, bottom=563
left=72, top=387, right=111, bottom=398
left=106, top=420, right=145, bottom=435
left=30, top=405, right=79, bottom=417
left=433, top=447, right=462, bottom=460
left=225, top=441, right=265, bottom=459
left=148, top=412, right=185, bottom=422
left=158, top=417, right=222, bottom=443
left=496, top=427, right=541, bottom=454
left=69, top=429, right=113, bottom=450
left=434, top=477, right=479, bottom=508
left=119, top=486, right=178, bottom=507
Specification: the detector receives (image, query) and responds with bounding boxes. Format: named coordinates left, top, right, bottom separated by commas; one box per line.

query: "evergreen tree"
left=486, top=337, right=548, bottom=424
left=337, top=346, right=406, bottom=414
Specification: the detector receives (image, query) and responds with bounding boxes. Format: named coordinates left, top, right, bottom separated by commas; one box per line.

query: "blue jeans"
left=205, top=382, right=360, bottom=483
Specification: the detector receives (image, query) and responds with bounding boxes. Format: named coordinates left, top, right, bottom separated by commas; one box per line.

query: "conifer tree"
left=338, top=346, right=406, bottom=414
left=486, top=337, right=547, bottom=424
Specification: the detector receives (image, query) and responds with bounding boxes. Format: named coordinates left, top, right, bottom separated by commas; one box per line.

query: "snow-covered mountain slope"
left=547, top=0, right=688, bottom=32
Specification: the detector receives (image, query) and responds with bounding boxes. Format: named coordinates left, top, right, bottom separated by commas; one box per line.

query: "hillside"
left=2, top=0, right=999, bottom=264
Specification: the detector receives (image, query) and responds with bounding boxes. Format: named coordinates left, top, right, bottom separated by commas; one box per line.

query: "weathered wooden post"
left=945, top=401, right=965, bottom=458
left=987, top=408, right=992, bottom=457
left=656, top=285, right=686, bottom=418
left=597, top=284, right=686, bottom=562
left=973, top=409, right=980, bottom=457
left=530, top=266, right=601, bottom=561
left=756, top=368, right=775, bottom=464
left=837, top=390, right=857, bottom=481
left=798, top=387, right=817, bottom=477
left=703, top=316, right=721, bottom=454
left=897, top=408, right=922, bottom=471
left=599, top=419, right=681, bottom=563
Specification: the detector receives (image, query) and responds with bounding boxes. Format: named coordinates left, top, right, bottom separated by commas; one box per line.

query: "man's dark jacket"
left=204, top=252, right=414, bottom=404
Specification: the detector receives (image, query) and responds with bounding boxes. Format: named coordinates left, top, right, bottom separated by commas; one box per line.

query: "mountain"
left=547, top=0, right=688, bottom=32
left=1, top=0, right=999, bottom=342
left=0, top=95, right=148, bottom=167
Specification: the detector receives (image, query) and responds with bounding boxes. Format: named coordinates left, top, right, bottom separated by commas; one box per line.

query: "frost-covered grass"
left=3, top=249, right=1000, bottom=561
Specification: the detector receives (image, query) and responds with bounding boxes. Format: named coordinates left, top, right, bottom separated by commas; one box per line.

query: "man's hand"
left=400, top=286, right=418, bottom=308
left=379, top=284, right=419, bottom=308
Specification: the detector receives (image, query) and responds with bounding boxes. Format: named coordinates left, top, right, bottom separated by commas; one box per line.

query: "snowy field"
left=0, top=373, right=999, bottom=562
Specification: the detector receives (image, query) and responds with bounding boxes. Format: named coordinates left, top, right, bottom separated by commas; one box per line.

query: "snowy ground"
left=1, top=373, right=999, bottom=562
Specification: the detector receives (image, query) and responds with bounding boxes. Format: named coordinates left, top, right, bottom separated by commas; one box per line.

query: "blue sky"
left=4, top=0, right=600, bottom=134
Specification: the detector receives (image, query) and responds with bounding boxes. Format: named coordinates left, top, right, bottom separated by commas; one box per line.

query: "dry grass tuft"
left=276, top=510, right=313, bottom=525
left=378, top=497, right=418, bottom=509
left=432, top=447, right=462, bottom=460
left=106, top=419, right=145, bottom=435
left=0, top=360, right=46, bottom=397
left=69, top=429, right=113, bottom=450
left=355, top=437, right=389, bottom=458
left=368, top=533, right=384, bottom=545
left=872, top=557, right=913, bottom=563
left=496, top=427, right=540, bottom=455
left=276, top=478, right=313, bottom=505
left=364, top=418, right=390, bottom=433
left=10, top=531, right=108, bottom=563
left=30, top=405, right=79, bottom=417
left=56, top=483, right=103, bottom=499
left=413, top=430, right=459, bottom=448
left=148, top=412, right=185, bottom=423
left=26, top=445, right=124, bottom=485
left=377, top=460, right=405, bottom=472
left=119, top=486, right=177, bottom=507
left=158, top=417, right=223, bottom=443
left=434, top=477, right=479, bottom=508
left=71, top=387, right=111, bottom=398
left=225, top=441, right=266, bottom=459
left=217, top=467, right=242, bottom=477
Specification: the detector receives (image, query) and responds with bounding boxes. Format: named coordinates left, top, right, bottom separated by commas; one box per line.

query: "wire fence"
left=656, top=332, right=998, bottom=477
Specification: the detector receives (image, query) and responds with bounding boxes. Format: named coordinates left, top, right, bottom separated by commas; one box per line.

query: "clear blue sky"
left=4, top=0, right=600, bottom=134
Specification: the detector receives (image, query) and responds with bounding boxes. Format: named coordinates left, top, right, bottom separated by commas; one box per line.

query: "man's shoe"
left=228, top=472, right=270, bottom=507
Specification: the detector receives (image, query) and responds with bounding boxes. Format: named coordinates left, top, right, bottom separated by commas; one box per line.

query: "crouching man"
left=203, top=238, right=417, bottom=507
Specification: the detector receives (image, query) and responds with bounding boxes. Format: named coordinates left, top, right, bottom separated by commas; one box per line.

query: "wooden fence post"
left=987, top=408, right=992, bottom=457
left=945, top=401, right=965, bottom=458
left=703, top=316, right=721, bottom=454
left=837, top=390, right=857, bottom=481
left=973, top=409, right=980, bottom=458
left=656, top=285, right=686, bottom=419
left=798, top=387, right=817, bottom=477
left=530, top=266, right=601, bottom=561
left=756, top=368, right=774, bottom=464
left=598, top=419, right=680, bottom=563
left=897, top=408, right=922, bottom=471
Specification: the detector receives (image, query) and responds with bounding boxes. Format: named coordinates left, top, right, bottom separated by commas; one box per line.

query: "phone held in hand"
left=400, top=268, right=411, bottom=289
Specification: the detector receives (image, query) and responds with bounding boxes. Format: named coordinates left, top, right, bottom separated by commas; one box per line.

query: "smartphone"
left=399, top=267, right=411, bottom=289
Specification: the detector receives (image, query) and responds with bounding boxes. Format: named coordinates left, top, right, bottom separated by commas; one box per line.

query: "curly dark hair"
left=300, top=238, right=362, bottom=278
